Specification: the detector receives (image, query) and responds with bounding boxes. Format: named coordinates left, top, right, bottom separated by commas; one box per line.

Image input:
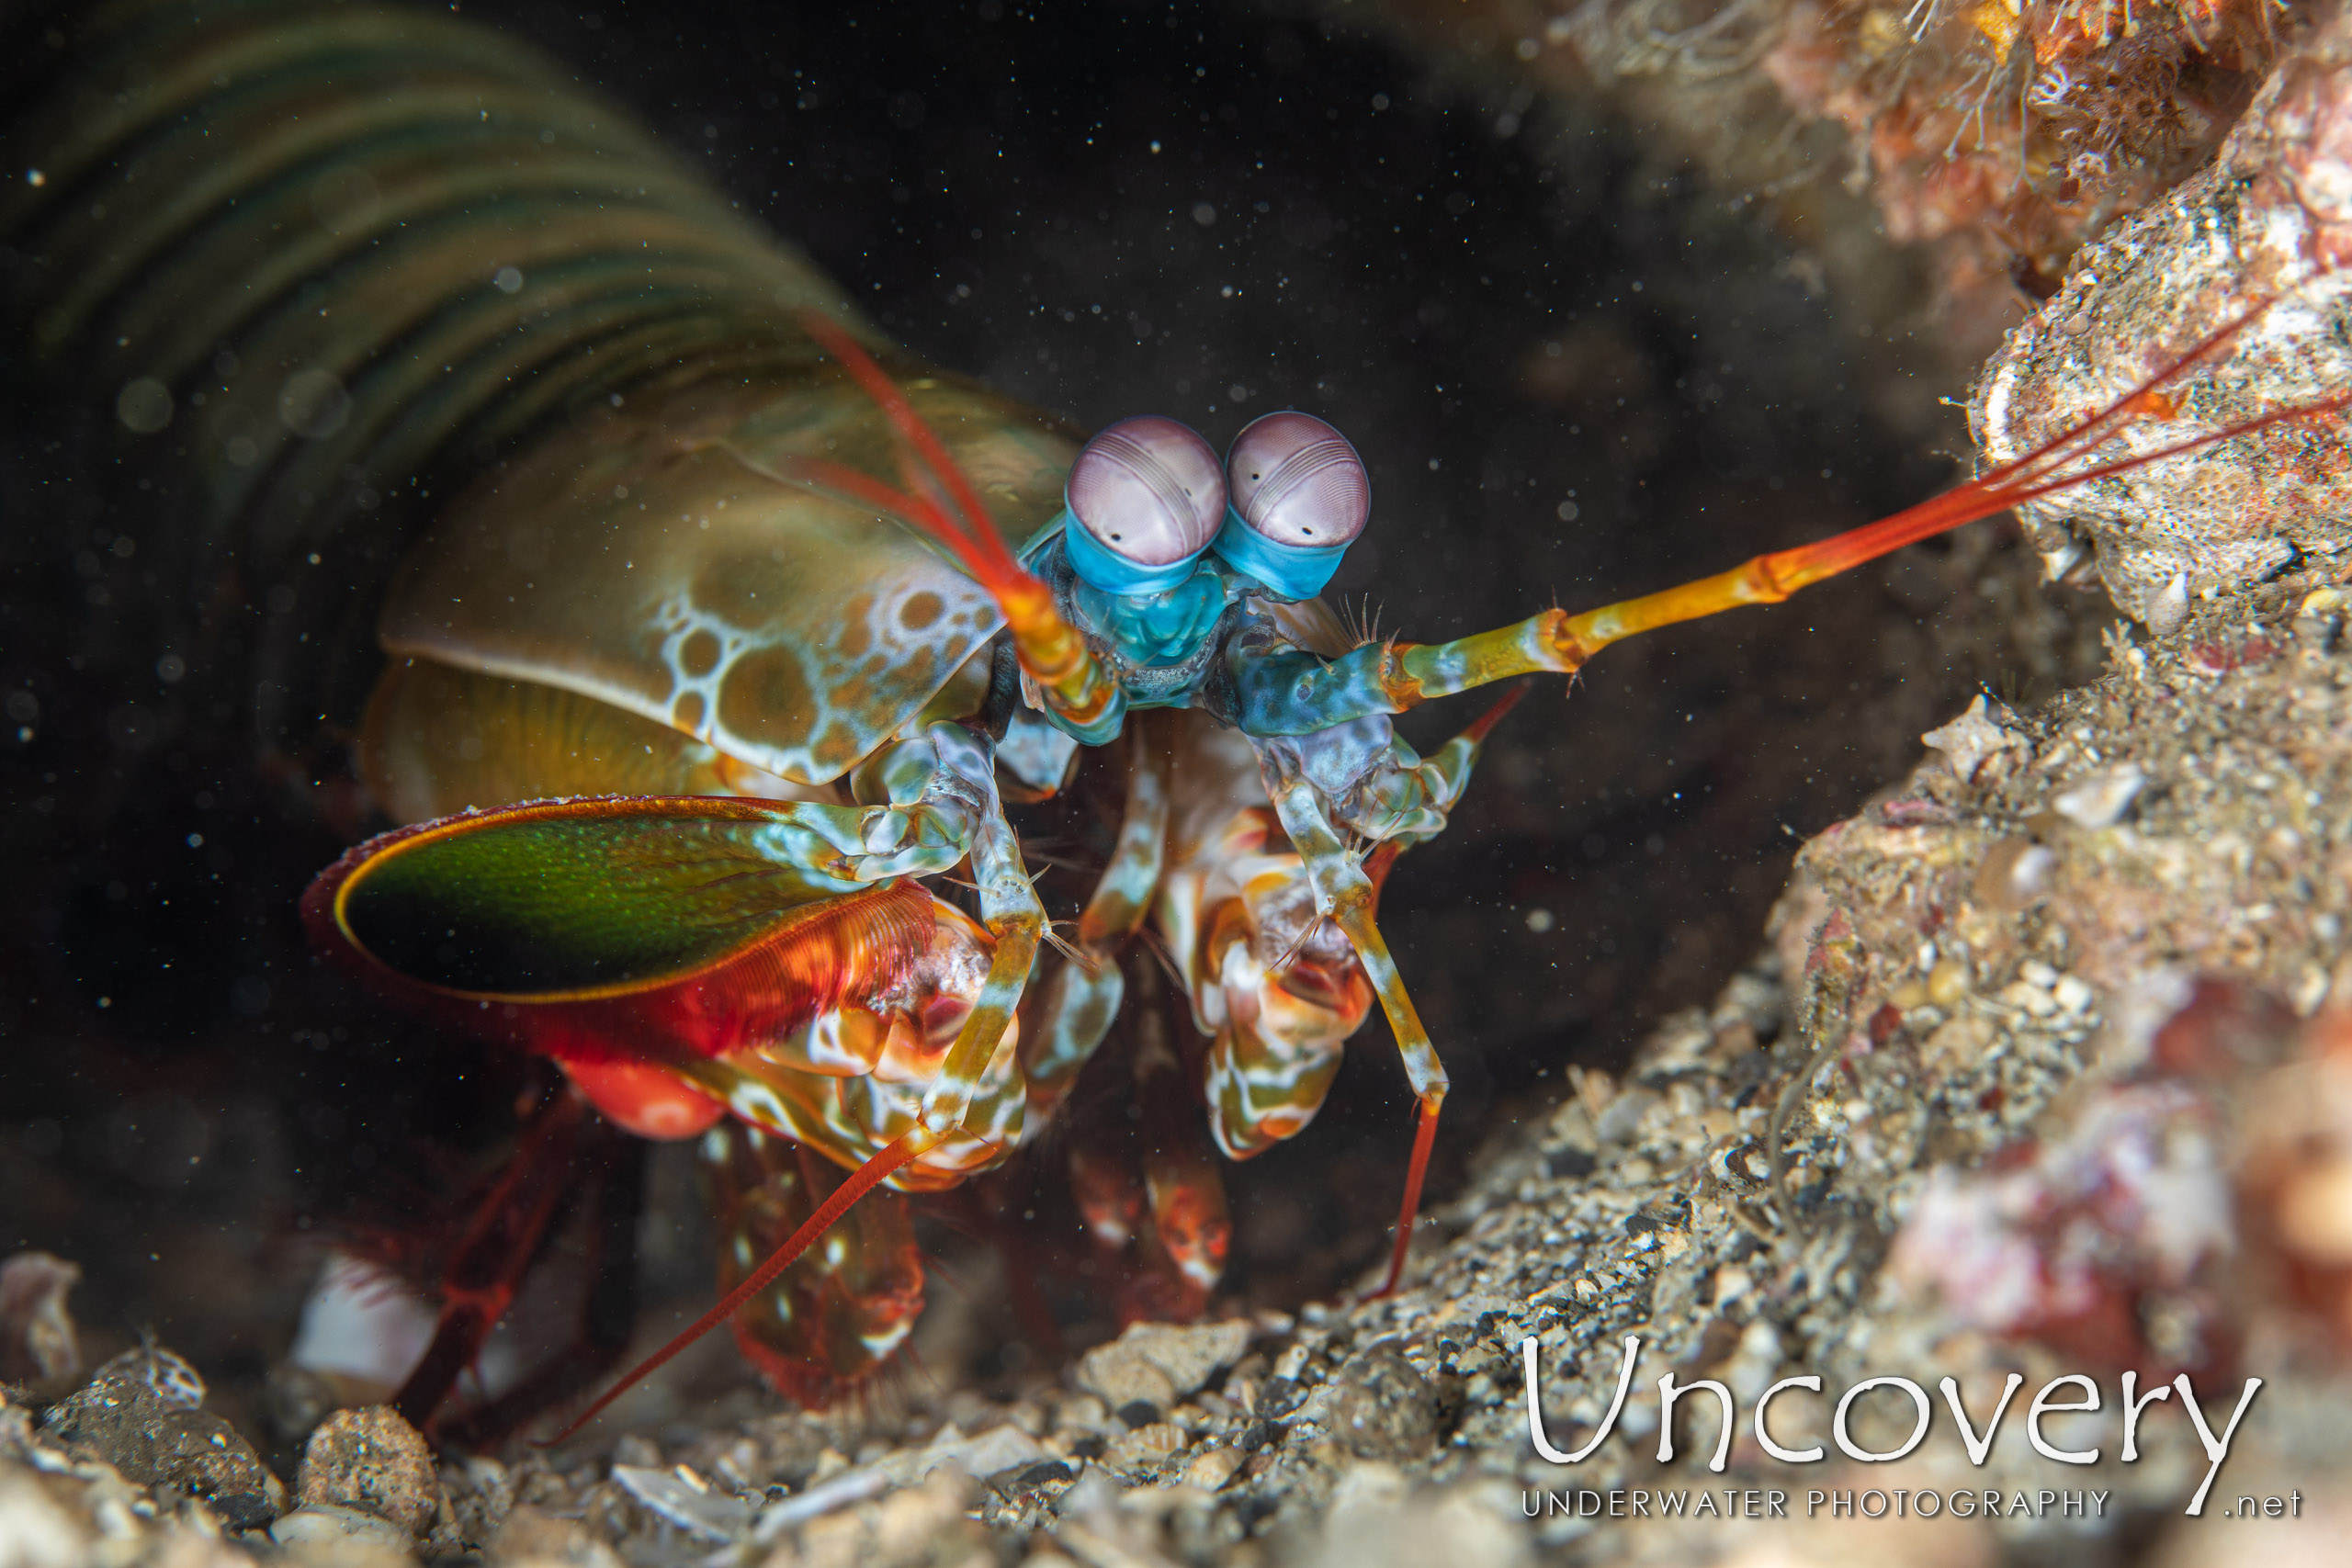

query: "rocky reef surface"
left=11, top=589, right=2352, bottom=1568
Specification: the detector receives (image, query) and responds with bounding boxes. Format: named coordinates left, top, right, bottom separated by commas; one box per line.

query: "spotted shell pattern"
left=1226, top=412, right=1369, bottom=547
left=379, top=381, right=1068, bottom=787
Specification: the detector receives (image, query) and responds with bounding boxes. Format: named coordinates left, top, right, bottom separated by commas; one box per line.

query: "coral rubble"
left=1973, top=4, right=2352, bottom=629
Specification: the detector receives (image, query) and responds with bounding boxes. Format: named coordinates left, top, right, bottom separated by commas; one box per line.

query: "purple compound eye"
left=1066, top=415, right=1226, bottom=568
left=1225, top=412, right=1369, bottom=547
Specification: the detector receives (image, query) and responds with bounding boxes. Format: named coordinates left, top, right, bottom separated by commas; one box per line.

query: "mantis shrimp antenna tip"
left=539, top=1125, right=940, bottom=1444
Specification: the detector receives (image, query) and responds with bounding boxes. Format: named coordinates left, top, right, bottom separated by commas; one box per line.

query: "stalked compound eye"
left=1226, top=412, right=1369, bottom=547
left=1215, top=412, right=1366, bottom=599
left=1061, top=415, right=1226, bottom=595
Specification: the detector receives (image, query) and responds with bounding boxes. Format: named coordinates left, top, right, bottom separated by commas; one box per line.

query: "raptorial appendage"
left=1016, top=724, right=1173, bottom=1125
left=301, top=783, right=1042, bottom=1406
left=1163, top=797, right=1372, bottom=1161
left=678, top=897, right=1031, bottom=1193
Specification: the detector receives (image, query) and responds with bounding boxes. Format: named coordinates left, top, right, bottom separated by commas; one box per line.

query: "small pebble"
left=271, top=1503, right=417, bottom=1565
left=0, top=1253, right=82, bottom=1382
left=2052, top=762, right=2146, bottom=829
left=609, top=1463, right=752, bottom=1542
left=40, top=1348, right=285, bottom=1529
left=1102, top=1422, right=1185, bottom=1472
left=1075, top=1319, right=1250, bottom=1413
left=298, top=1405, right=448, bottom=1541
left=1182, top=1447, right=1242, bottom=1490
left=1323, top=1344, right=1438, bottom=1462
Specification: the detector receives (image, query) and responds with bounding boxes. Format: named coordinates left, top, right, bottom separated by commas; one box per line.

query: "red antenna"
left=543, top=1126, right=936, bottom=1443
left=787, top=311, right=1041, bottom=605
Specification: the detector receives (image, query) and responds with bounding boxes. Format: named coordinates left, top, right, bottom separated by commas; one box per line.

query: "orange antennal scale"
left=543, top=1124, right=943, bottom=1444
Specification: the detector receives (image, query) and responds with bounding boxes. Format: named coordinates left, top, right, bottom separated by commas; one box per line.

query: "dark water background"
left=0, top=0, right=2097, bottom=1416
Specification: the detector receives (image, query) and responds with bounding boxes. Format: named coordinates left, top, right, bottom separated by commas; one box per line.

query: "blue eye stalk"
left=1210, top=508, right=1350, bottom=601
left=1054, top=408, right=1372, bottom=605
left=1057, top=414, right=1225, bottom=596
left=1026, top=407, right=1380, bottom=748
left=1217, top=411, right=1370, bottom=600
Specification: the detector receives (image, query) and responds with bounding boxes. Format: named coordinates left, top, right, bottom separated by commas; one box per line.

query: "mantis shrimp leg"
left=1067, top=951, right=1234, bottom=1318
left=1262, top=771, right=1442, bottom=1299
left=1248, top=690, right=1528, bottom=1295
left=1022, top=720, right=1174, bottom=1123
left=545, top=733, right=1046, bottom=1438
left=389, top=1082, right=647, bottom=1442
left=1128, top=960, right=1234, bottom=1307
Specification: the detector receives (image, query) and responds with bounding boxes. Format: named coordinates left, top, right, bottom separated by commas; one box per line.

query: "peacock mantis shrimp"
left=5, top=0, right=2342, bottom=1444
left=315, top=289, right=2337, bottom=1446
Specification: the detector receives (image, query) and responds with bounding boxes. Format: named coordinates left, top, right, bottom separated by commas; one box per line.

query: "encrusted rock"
left=297, top=1405, right=454, bottom=1545
left=1886, top=1078, right=2234, bottom=1365
left=38, top=1345, right=284, bottom=1529
left=1973, top=8, right=2352, bottom=632
left=1072, top=1318, right=1250, bottom=1416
